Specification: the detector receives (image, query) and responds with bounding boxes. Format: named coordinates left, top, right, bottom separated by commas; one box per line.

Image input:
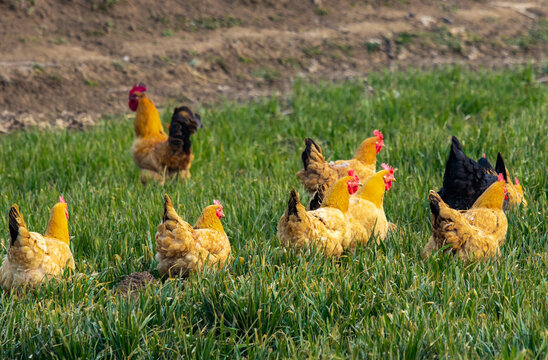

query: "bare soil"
left=0, top=0, right=546, bottom=132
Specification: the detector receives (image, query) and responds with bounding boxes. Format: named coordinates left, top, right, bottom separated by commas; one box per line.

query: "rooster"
left=0, top=197, right=74, bottom=290
left=422, top=174, right=508, bottom=261
left=277, top=173, right=367, bottom=257
left=128, top=83, right=202, bottom=184
left=437, top=136, right=525, bottom=210
left=155, top=195, right=230, bottom=278
left=296, top=130, right=384, bottom=193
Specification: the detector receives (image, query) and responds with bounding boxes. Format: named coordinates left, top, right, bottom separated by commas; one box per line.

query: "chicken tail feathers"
left=428, top=191, right=442, bottom=218
left=287, top=189, right=301, bottom=220
left=168, top=106, right=202, bottom=155
left=308, top=183, right=328, bottom=211
left=450, top=136, right=463, bottom=154
left=495, top=153, right=507, bottom=181
left=9, top=205, right=26, bottom=246
left=163, top=194, right=174, bottom=223
left=301, top=138, right=321, bottom=171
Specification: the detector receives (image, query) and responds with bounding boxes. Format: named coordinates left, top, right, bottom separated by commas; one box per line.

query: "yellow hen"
left=0, top=198, right=75, bottom=291
left=155, top=195, right=230, bottom=278
left=422, top=176, right=508, bottom=261
left=349, top=166, right=395, bottom=244
left=277, top=175, right=367, bottom=257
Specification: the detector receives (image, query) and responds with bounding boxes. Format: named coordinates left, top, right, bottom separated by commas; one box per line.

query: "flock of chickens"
left=0, top=84, right=526, bottom=291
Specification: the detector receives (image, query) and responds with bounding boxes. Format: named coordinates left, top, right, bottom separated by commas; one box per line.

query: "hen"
left=437, top=136, right=525, bottom=210
left=296, top=130, right=384, bottom=193
left=422, top=174, right=508, bottom=261
left=309, top=166, right=396, bottom=244
left=478, top=153, right=526, bottom=208
left=0, top=197, right=75, bottom=290
left=128, top=83, right=202, bottom=184
left=155, top=195, right=230, bottom=278
left=277, top=173, right=367, bottom=257
left=348, top=165, right=396, bottom=244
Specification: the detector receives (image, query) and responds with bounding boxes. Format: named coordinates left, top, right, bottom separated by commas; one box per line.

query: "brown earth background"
left=0, top=0, right=546, bottom=133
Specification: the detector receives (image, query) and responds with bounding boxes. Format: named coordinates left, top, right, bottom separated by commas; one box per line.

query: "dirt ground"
left=0, top=0, right=546, bottom=133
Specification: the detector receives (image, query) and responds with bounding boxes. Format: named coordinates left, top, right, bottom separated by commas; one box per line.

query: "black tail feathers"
left=168, top=106, right=202, bottom=154
left=8, top=205, right=23, bottom=246
left=450, top=136, right=463, bottom=155
left=301, top=138, right=321, bottom=170
left=287, top=189, right=300, bottom=219
left=495, top=153, right=507, bottom=181
left=309, top=183, right=328, bottom=210
left=428, top=192, right=441, bottom=218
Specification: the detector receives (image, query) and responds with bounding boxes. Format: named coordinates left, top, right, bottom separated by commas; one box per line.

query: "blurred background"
left=0, top=0, right=546, bottom=132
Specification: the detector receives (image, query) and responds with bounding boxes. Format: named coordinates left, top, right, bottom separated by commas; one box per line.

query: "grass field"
left=0, top=67, right=546, bottom=358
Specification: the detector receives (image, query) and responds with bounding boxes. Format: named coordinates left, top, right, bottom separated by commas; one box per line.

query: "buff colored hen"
left=0, top=197, right=74, bottom=291
left=278, top=174, right=367, bottom=257
left=155, top=195, right=230, bottom=277
left=348, top=164, right=396, bottom=244
left=297, top=130, right=384, bottom=193
left=422, top=174, right=508, bottom=261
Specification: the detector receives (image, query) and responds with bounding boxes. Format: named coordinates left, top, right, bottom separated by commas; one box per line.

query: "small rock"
left=189, top=58, right=200, bottom=67
left=113, top=272, right=158, bottom=297
left=449, top=26, right=466, bottom=37
left=466, top=47, right=480, bottom=60
left=308, top=59, right=319, bottom=73
left=397, top=47, right=410, bottom=60
left=419, top=15, right=436, bottom=27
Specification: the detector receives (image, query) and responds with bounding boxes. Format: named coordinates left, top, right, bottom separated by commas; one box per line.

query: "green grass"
left=0, top=67, right=547, bottom=358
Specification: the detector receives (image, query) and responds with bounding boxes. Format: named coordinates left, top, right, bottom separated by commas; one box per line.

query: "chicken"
left=437, top=136, right=525, bottom=210
left=479, top=153, right=527, bottom=208
left=277, top=173, right=367, bottom=257
left=296, top=130, right=384, bottom=193
left=422, top=174, right=508, bottom=261
left=128, top=83, right=202, bottom=184
left=309, top=165, right=396, bottom=243
left=155, top=195, right=230, bottom=278
left=348, top=164, right=396, bottom=244
left=0, top=197, right=75, bottom=291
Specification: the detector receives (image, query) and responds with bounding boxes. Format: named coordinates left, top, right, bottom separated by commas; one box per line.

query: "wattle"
left=129, top=99, right=138, bottom=112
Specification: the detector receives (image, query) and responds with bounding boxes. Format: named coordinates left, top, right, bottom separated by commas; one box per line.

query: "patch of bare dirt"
left=0, top=0, right=546, bottom=132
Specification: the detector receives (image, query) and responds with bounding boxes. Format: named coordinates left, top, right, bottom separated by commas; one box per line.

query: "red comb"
left=348, top=169, right=359, bottom=181
left=497, top=173, right=505, bottom=182
left=482, top=153, right=486, bottom=158
left=373, top=129, right=383, bottom=140
left=381, top=163, right=395, bottom=191
left=514, top=177, right=520, bottom=186
left=381, top=163, right=393, bottom=174
left=129, top=83, right=147, bottom=95
left=59, top=196, right=66, bottom=204
left=214, top=199, right=222, bottom=207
